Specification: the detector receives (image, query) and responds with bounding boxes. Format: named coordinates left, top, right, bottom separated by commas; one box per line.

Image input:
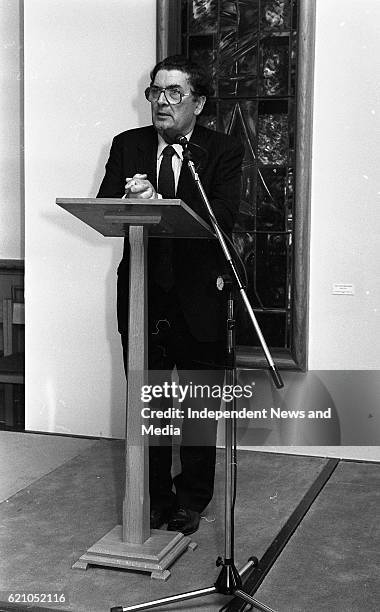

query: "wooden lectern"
left=56, top=198, right=213, bottom=579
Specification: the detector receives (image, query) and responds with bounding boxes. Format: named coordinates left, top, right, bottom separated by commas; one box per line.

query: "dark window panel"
left=237, top=46, right=257, bottom=77
left=182, top=0, right=189, bottom=40
left=220, top=101, right=258, bottom=232
left=236, top=310, right=287, bottom=348
left=232, top=230, right=256, bottom=261
left=234, top=31, right=258, bottom=76
left=261, top=0, right=292, bottom=33
left=235, top=164, right=257, bottom=232
left=218, top=30, right=239, bottom=77
left=218, top=30, right=257, bottom=75
left=188, top=35, right=218, bottom=93
left=189, top=0, right=218, bottom=34
left=218, top=99, right=236, bottom=132
left=232, top=231, right=287, bottom=311
left=219, top=78, right=238, bottom=97
left=290, top=31, right=297, bottom=96
left=258, top=99, right=288, bottom=114
left=257, top=167, right=287, bottom=231
left=220, top=1, right=238, bottom=32
left=237, top=100, right=258, bottom=143
left=232, top=232, right=257, bottom=305
left=258, top=110, right=289, bottom=166
left=236, top=75, right=258, bottom=98
left=291, top=0, right=298, bottom=31
left=285, top=167, right=294, bottom=231
left=220, top=100, right=258, bottom=145
left=197, top=98, right=218, bottom=130
left=286, top=309, right=292, bottom=347
left=255, top=233, right=288, bottom=308
left=259, top=36, right=289, bottom=96
left=288, top=100, right=296, bottom=152
left=237, top=0, right=260, bottom=36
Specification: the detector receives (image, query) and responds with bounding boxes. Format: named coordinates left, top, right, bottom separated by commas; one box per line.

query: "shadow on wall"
left=232, top=370, right=341, bottom=447
left=90, top=66, right=152, bottom=199
left=90, top=65, right=159, bottom=438
left=133, top=68, right=154, bottom=128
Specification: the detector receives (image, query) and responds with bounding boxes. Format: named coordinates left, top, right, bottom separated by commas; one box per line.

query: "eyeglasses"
left=144, top=85, right=193, bottom=105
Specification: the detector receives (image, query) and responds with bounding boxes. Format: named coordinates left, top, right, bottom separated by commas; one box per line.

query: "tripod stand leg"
left=111, top=586, right=217, bottom=612
left=238, top=556, right=258, bottom=580
left=234, top=588, right=277, bottom=612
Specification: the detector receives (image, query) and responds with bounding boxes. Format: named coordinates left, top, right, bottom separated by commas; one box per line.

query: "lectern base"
left=72, top=525, right=196, bottom=580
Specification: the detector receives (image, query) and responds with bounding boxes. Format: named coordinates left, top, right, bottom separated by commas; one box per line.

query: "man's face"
left=150, top=69, right=205, bottom=138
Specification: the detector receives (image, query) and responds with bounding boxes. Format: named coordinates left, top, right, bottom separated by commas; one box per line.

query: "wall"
left=24, top=0, right=156, bottom=436
left=281, top=0, right=380, bottom=458
left=308, top=0, right=380, bottom=370
left=219, top=0, right=380, bottom=458
left=0, top=0, right=23, bottom=259
left=227, top=369, right=380, bottom=459
left=17, top=0, right=380, bottom=453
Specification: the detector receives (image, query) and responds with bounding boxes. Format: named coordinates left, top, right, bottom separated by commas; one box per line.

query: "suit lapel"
left=177, top=124, right=209, bottom=198
left=136, top=127, right=158, bottom=190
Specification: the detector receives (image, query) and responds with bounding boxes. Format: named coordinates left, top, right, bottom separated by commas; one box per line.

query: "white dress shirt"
left=156, top=130, right=193, bottom=196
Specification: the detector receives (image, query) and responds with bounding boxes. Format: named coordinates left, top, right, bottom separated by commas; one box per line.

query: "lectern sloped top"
left=56, top=198, right=214, bottom=239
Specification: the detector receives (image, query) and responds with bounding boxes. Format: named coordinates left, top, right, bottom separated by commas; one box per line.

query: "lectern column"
left=123, top=225, right=150, bottom=544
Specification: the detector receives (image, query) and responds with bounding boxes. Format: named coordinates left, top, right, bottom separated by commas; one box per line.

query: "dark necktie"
left=154, top=145, right=176, bottom=291
left=158, top=145, right=175, bottom=198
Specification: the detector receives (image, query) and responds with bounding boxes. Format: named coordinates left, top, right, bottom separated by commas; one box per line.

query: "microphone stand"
left=183, top=145, right=283, bottom=389
left=111, top=141, right=284, bottom=612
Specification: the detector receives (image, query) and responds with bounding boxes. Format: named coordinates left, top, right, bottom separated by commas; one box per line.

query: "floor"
left=0, top=431, right=95, bottom=502
left=0, top=434, right=378, bottom=612
left=251, top=460, right=380, bottom=612
left=246, top=445, right=380, bottom=462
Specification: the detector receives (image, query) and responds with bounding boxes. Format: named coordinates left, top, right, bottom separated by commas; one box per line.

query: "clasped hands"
left=124, top=174, right=158, bottom=199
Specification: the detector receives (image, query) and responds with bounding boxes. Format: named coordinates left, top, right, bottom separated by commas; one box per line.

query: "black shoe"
left=150, top=507, right=169, bottom=529
left=167, top=507, right=200, bottom=535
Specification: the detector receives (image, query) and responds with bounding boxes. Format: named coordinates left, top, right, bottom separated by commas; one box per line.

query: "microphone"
left=160, top=129, right=184, bottom=146
left=174, top=134, right=188, bottom=148
left=172, top=133, right=208, bottom=159
left=162, top=130, right=208, bottom=166
left=161, top=130, right=188, bottom=148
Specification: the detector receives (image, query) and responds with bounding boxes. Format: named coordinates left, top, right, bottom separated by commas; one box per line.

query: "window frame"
left=156, top=0, right=316, bottom=371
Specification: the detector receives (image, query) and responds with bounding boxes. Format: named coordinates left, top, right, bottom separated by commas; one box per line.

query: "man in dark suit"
left=98, top=55, right=244, bottom=535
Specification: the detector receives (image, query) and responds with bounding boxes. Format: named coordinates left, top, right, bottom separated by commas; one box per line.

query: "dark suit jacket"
left=97, top=123, right=244, bottom=342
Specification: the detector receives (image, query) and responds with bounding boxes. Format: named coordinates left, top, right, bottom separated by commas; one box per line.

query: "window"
left=157, top=0, right=315, bottom=370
